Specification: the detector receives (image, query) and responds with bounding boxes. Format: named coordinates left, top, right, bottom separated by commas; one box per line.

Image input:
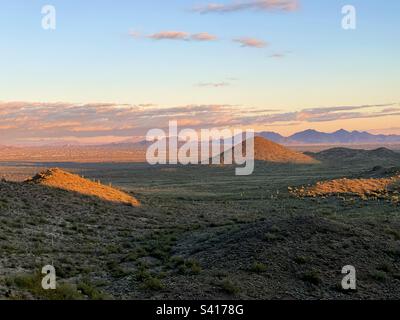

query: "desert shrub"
left=106, top=261, right=128, bottom=278
left=169, top=255, right=185, bottom=266
left=294, top=256, right=309, bottom=265
left=250, top=262, right=267, bottom=273
left=220, top=279, right=240, bottom=295
left=105, top=244, right=121, bottom=254
left=385, top=228, right=400, bottom=240
left=11, top=272, right=83, bottom=300
left=184, top=259, right=202, bottom=274
left=377, top=263, right=393, bottom=273
left=300, top=270, right=322, bottom=285
left=264, top=232, right=280, bottom=241
left=371, top=270, right=388, bottom=282
left=172, top=257, right=202, bottom=275
left=135, top=266, right=152, bottom=282
left=122, top=252, right=138, bottom=262
left=141, top=277, right=164, bottom=291
left=77, top=280, right=110, bottom=300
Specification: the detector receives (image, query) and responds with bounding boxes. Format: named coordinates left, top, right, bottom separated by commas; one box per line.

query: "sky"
left=0, top=0, right=399, bottom=145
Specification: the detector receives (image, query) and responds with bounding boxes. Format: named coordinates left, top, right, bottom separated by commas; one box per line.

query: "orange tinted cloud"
left=191, top=32, right=218, bottom=41
left=144, top=31, right=218, bottom=42
left=234, top=37, right=268, bottom=48
left=1, top=101, right=399, bottom=145
left=148, top=31, right=190, bottom=41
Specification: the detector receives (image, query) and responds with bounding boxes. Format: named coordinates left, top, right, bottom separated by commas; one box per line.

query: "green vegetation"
left=300, top=270, right=322, bottom=286
left=1, top=159, right=400, bottom=299
left=141, top=277, right=164, bottom=291
left=250, top=262, right=267, bottom=273
left=219, top=279, right=240, bottom=295
left=7, top=273, right=83, bottom=300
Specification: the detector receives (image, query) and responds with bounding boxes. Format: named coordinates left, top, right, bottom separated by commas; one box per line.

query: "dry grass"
left=26, top=168, right=140, bottom=206
left=291, top=175, right=400, bottom=201
left=220, top=137, right=319, bottom=164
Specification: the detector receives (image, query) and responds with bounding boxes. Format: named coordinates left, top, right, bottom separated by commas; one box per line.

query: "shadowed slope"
left=26, top=168, right=140, bottom=206
left=305, top=147, right=400, bottom=165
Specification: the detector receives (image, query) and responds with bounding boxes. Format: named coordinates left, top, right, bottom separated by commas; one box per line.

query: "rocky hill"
left=26, top=168, right=140, bottom=207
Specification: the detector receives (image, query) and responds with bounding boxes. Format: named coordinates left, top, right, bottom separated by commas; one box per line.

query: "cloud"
left=234, top=37, right=267, bottom=48
left=141, top=31, right=218, bottom=42
left=269, top=53, right=285, bottom=58
left=240, top=103, right=400, bottom=125
left=128, top=30, right=141, bottom=39
left=381, top=107, right=400, bottom=113
left=197, top=82, right=230, bottom=87
left=148, top=31, right=190, bottom=41
left=302, top=104, right=393, bottom=115
left=1, top=101, right=399, bottom=145
left=268, top=51, right=292, bottom=59
left=191, top=32, right=218, bottom=41
left=193, top=0, right=299, bottom=14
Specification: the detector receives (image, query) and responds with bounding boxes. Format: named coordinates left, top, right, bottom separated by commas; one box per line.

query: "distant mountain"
left=259, top=129, right=400, bottom=145
left=80, top=129, right=400, bottom=149
left=257, top=132, right=286, bottom=144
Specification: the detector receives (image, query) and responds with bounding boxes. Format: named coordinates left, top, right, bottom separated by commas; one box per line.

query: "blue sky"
left=0, top=0, right=399, bottom=144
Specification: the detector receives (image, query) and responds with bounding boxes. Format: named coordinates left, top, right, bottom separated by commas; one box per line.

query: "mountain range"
left=2, top=129, right=400, bottom=148
left=258, top=129, right=400, bottom=145
left=123, top=129, right=400, bottom=147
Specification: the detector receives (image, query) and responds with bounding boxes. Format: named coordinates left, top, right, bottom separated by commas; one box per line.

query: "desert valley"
left=1, top=136, right=400, bottom=299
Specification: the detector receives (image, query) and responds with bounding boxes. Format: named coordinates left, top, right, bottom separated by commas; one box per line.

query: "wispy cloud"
left=133, top=30, right=270, bottom=50
left=234, top=37, right=267, bottom=48
left=128, top=30, right=141, bottom=39
left=302, top=104, right=393, bottom=115
left=191, top=32, right=218, bottom=41
left=136, top=31, right=218, bottom=42
left=268, top=50, right=293, bottom=58
left=197, top=82, right=231, bottom=87
left=148, top=31, right=190, bottom=41
left=240, top=104, right=400, bottom=125
left=269, top=53, right=285, bottom=58
left=193, top=0, right=299, bottom=14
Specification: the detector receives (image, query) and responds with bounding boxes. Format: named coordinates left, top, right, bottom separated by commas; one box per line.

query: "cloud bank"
left=0, top=101, right=398, bottom=145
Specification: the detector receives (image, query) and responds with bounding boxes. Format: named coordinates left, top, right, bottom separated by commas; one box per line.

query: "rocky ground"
left=0, top=160, right=400, bottom=300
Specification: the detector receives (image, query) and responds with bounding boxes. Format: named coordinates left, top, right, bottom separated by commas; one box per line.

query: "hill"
left=291, top=173, right=400, bottom=201
left=305, top=147, right=400, bottom=166
left=219, top=136, right=318, bottom=164
left=358, top=166, right=400, bottom=179
left=26, top=168, right=140, bottom=206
